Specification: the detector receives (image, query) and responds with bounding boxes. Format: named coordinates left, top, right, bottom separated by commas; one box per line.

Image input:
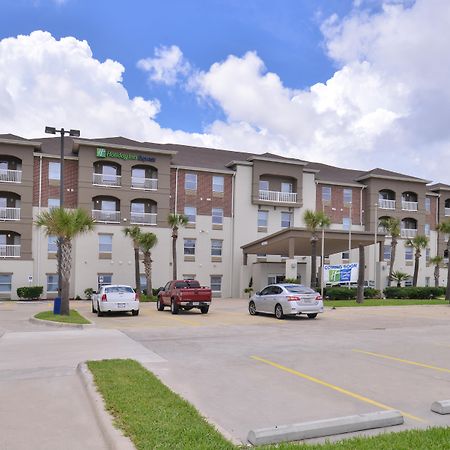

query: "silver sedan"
left=249, top=284, right=324, bottom=319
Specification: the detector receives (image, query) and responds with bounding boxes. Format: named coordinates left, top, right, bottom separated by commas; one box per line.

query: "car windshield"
left=284, top=285, right=316, bottom=294
left=174, top=280, right=200, bottom=289
left=105, top=286, right=134, bottom=293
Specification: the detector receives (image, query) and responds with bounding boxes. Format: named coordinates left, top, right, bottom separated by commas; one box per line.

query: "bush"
left=384, top=287, right=446, bottom=299
left=364, top=288, right=383, bottom=299
left=140, top=294, right=157, bottom=302
left=17, top=286, right=43, bottom=300
left=84, top=288, right=94, bottom=300
left=324, top=287, right=382, bottom=300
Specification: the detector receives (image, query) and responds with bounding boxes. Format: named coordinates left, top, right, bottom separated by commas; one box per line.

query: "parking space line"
left=353, top=349, right=450, bottom=374
left=251, top=356, right=426, bottom=423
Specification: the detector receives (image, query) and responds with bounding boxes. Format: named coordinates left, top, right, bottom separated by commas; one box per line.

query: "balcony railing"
left=401, top=228, right=418, bottom=238
left=0, top=169, right=22, bottom=183
left=445, top=207, right=450, bottom=216
left=402, top=201, right=418, bottom=211
left=92, top=210, right=121, bottom=223
left=130, top=212, right=157, bottom=225
left=259, top=190, right=297, bottom=203
left=92, top=173, right=121, bottom=187
left=379, top=199, right=396, bottom=209
left=131, top=177, right=158, bottom=190
left=0, top=207, right=20, bottom=220
left=0, top=244, right=20, bottom=257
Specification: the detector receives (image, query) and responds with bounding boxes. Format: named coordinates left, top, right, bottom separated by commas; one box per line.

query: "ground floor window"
left=98, top=274, right=112, bottom=290
left=0, top=274, right=12, bottom=292
left=342, top=251, right=350, bottom=260
left=46, top=274, right=58, bottom=292
left=140, top=274, right=147, bottom=289
left=210, top=275, right=222, bottom=293
left=268, top=274, right=285, bottom=285
left=425, top=277, right=430, bottom=287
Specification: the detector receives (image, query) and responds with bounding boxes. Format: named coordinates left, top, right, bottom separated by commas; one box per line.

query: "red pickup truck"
left=157, top=280, right=212, bottom=314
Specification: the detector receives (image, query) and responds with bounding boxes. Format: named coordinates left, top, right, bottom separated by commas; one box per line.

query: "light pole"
left=44, top=127, right=80, bottom=298
left=348, top=202, right=352, bottom=288
left=374, top=202, right=378, bottom=288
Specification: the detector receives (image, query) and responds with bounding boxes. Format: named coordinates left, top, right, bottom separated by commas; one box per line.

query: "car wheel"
left=275, top=303, right=284, bottom=320
left=248, top=301, right=257, bottom=316
left=97, top=303, right=103, bottom=317
left=157, top=298, right=164, bottom=311
left=92, top=301, right=97, bottom=313
left=171, top=299, right=179, bottom=315
left=132, top=310, right=139, bottom=316
left=307, top=313, right=318, bottom=319
left=200, top=305, right=209, bottom=314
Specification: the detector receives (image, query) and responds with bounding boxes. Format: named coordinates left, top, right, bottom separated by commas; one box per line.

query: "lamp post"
left=348, top=202, right=352, bottom=289
left=44, top=127, right=80, bottom=298
left=374, top=202, right=378, bottom=288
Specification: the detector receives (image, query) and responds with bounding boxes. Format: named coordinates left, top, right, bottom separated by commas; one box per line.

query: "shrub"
left=324, top=287, right=382, bottom=300
left=140, top=294, right=157, bottom=302
left=364, top=288, right=382, bottom=299
left=384, top=287, right=446, bottom=299
left=284, top=278, right=300, bottom=284
left=153, top=287, right=163, bottom=296
left=84, top=288, right=94, bottom=300
left=17, top=286, right=43, bottom=300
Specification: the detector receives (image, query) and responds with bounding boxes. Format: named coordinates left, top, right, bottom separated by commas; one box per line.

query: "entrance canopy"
left=241, top=227, right=385, bottom=263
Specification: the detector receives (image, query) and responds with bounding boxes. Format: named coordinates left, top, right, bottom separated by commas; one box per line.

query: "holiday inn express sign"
left=96, top=147, right=155, bottom=162
left=324, top=263, right=359, bottom=284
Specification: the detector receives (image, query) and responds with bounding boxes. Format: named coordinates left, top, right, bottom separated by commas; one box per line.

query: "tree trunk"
left=434, top=264, right=439, bottom=288
left=60, top=239, right=72, bottom=316
left=413, top=249, right=420, bottom=287
left=310, top=236, right=318, bottom=290
left=397, top=280, right=401, bottom=288
left=446, top=242, right=450, bottom=302
left=144, top=251, right=152, bottom=295
left=134, top=245, right=141, bottom=295
left=172, top=227, right=178, bottom=280
left=356, top=245, right=365, bottom=303
left=387, top=239, right=397, bottom=287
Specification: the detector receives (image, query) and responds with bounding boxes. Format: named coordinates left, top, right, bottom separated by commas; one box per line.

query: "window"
left=258, top=210, right=268, bottom=228
left=183, top=274, right=196, bottom=280
left=210, top=275, right=222, bottom=293
left=211, top=239, right=222, bottom=257
left=281, top=212, right=292, bottom=228
left=99, top=234, right=112, bottom=253
left=212, top=176, right=224, bottom=193
left=184, top=206, right=196, bottom=224
left=184, top=238, right=196, bottom=256
left=48, top=236, right=58, bottom=254
left=281, top=182, right=292, bottom=193
left=48, top=162, right=61, bottom=181
left=259, top=180, right=269, bottom=191
left=425, top=197, right=431, bottom=213
left=425, top=224, right=430, bottom=236
left=405, top=247, right=413, bottom=261
left=342, top=251, right=350, bottom=260
left=383, top=245, right=391, bottom=261
left=0, top=274, right=12, bottom=292
left=404, top=279, right=413, bottom=287
left=185, top=173, right=197, bottom=190
left=322, top=186, right=331, bottom=202
left=212, top=208, right=223, bottom=225
left=342, top=217, right=350, bottom=230
left=98, top=274, right=112, bottom=289
left=140, top=274, right=147, bottom=289
left=425, top=277, right=430, bottom=287
left=46, top=274, right=58, bottom=292
left=426, top=248, right=431, bottom=264
left=48, top=198, right=60, bottom=209
left=343, top=189, right=352, bottom=204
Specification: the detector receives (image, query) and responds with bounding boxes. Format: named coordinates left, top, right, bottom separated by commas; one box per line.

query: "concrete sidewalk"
left=0, top=328, right=165, bottom=450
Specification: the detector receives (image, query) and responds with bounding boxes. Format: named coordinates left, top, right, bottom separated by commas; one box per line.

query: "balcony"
left=92, top=173, right=121, bottom=187
left=379, top=199, right=396, bottom=209
left=445, top=208, right=450, bottom=216
left=402, top=201, right=418, bottom=211
left=401, top=228, right=417, bottom=238
left=0, top=207, right=20, bottom=221
left=259, top=190, right=297, bottom=203
left=130, top=212, right=157, bottom=225
left=0, top=169, right=22, bottom=183
left=131, top=177, right=158, bottom=191
left=92, top=210, right=121, bottom=223
left=0, top=244, right=20, bottom=257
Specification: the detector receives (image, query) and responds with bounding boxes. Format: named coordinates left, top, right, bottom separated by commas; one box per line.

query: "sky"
left=0, top=0, right=448, bottom=184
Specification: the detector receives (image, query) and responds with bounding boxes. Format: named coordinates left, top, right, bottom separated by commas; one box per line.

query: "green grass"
left=34, top=309, right=91, bottom=324
left=88, top=359, right=450, bottom=450
left=325, top=298, right=449, bottom=308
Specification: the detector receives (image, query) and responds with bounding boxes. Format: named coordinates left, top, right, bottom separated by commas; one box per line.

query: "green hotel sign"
left=96, top=147, right=155, bottom=162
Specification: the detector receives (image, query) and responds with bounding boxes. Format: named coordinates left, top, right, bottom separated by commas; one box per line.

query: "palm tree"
left=35, top=208, right=95, bottom=315
left=406, top=235, right=429, bottom=287
left=123, top=225, right=142, bottom=295
left=436, top=219, right=450, bottom=301
left=429, top=255, right=443, bottom=288
left=303, top=210, right=331, bottom=290
left=168, top=213, right=188, bottom=280
left=379, top=217, right=400, bottom=286
left=390, top=270, right=410, bottom=288
left=138, top=232, right=158, bottom=295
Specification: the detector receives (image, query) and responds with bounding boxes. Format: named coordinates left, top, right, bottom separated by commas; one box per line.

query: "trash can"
left=53, top=297, right=61, bottom=315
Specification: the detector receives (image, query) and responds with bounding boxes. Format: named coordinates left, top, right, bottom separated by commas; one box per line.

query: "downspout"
left=174, top=167, right=179, bottom=214
left=230, top=172, right=236, bottom=298
left=436, top=194, right=440, bottom=256
left=36, top=154, right=43, bottom=287
left=360, top=186, right=365, bottom=226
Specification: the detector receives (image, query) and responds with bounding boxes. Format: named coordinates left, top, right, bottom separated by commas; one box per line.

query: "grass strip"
left=34, top=309, right=90, bottom=324
left=325, top=298, right=448, bottom=308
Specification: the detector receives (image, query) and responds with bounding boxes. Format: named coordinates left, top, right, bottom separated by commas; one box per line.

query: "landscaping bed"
left=325, top=299, right=448, bottom=308
left=34, top=309, right=91, bottom=324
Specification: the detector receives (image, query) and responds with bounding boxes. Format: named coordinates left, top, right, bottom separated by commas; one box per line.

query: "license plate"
left=192, top=302, right=199, bottom=306
left=117, top=303, right=126, bottom=308
left=302, top=298, right=313, bottom=304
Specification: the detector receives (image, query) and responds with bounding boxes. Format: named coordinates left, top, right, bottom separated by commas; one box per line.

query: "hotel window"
left=98, top=274, right=112, bottom=289
left=184, top=238, right=196, bottom=256
left=425, top=277, right=430, bottom=287
left=342, top=217, right=350, bottom=230
left=424, top=224, right=430, bottom=236
left=48, top=198, right=60, bottom=209
left=404, top=279, right=413, bottom=287
left=184, top=206, right=197, bottom=224
left=185, top=173, right=197, bottom=190
left=343, top=189, right=352, bottom=204
left=210, top=275, right=222, bottom=293
left=212, top=208, right=223, bottom=225
left=281, top=212, right=292, bottom=228
left=425, top=197, right=431, bottom=213
left=258, top=210, right=268, bottom=229
left=259, top=180, right=269, bottom=191
left=211, top=239, right=223, bottom=257
left=281, top=182, right=292, bottom=193
left=383, top=245, right=391, bottom=261
left=212, top=176, right=224, bottom=193
left=48, top=235, right=58, bottom=254
left=405, top=246, right=413, bottom=261
left=322, top=186, right=331, bottom=202
left=426, top=248, right=431, bottom=264
left=342, top=251, right=350, bottom=260
left=46, top=274, right=58, bottom=292
left=0, top=274, right=12, bottom=292
left=140, top=274, right=147, bottom=290
left=99, top=234, right=112, bottom=254
left=48, top=162, right=61, bottom=181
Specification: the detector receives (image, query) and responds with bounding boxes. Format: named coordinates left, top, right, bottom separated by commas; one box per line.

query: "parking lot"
left=3, top=299, right=450, bottom=445
left=74, top=299, right=450, bottom=444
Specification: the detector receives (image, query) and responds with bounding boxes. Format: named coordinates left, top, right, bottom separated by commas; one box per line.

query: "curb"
left=431, top=400, right=450, bottom=414
left=247, top=410, right=404, bottom=445
left=29, top=316, right=95, bottom=329
left=77, top=362, right=135, bottom=450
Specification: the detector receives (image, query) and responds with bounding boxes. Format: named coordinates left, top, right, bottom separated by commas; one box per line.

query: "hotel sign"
left=96, top=148, right=155, bottom=162
left=324, top=263, right=358, bottom=284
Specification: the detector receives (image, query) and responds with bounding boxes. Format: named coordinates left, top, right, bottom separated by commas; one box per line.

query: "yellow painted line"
left=251, top=356, right=426, bottom=423
left=353, top=349, right=450, bottom=374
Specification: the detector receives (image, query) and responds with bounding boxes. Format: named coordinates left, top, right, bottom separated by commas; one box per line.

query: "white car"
left=92, top=285, right=139, bottom=317
left=249, top=284, right=323, bottom=319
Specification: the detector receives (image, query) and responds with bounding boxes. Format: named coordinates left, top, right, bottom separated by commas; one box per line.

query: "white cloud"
left=137, top=45, right=190, bottom=86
